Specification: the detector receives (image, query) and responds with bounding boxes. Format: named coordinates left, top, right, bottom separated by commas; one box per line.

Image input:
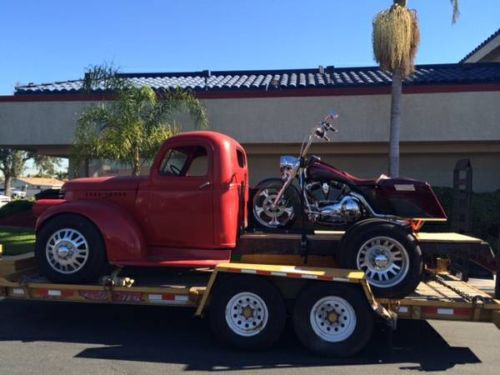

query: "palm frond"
left=373, top=4, right=420, bottom=77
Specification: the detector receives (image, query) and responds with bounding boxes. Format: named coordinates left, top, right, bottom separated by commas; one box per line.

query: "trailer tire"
left=293, top=283, right=374, bottom=357
left=209, top=275, right=286, bottom=350
left=339, top=221, right=423, bottom=298
left=35, top=214, right=107, bottom=283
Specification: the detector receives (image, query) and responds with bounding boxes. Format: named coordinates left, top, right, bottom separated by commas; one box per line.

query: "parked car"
left=10, top=189, right=27, bottom=199
left=0, top=193, right=11, bottom=207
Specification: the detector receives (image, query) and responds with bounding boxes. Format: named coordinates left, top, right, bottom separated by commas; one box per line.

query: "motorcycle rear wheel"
left=252, top=179, right=301, bottom=229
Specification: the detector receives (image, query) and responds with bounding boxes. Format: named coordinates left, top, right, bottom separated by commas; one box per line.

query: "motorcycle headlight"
left=279, top=156, right=299, bottom=181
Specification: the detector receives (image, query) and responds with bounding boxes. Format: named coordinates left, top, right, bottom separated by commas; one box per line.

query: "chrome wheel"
left=253, top=185, right=295, bottom=228
left=225, top=292, right=269, bottom=337
left=310, top=296, right=357, bottom=343
left=45, top=228, right=90, bottom=274
left=356, top=236, right=410, bottom=288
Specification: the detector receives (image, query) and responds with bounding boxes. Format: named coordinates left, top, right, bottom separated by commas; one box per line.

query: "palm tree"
left=373, top=0, right=459, bottom=177
left=74, top=66, right=208, bottom=176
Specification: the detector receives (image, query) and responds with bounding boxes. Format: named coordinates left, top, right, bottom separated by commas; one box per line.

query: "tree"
left=32, top=155, right=63, bottom=177
left=373, top=0, right=459, bottom=177
left=74, top=65, right=208, bottom=176
left=0, top=149, right=31, bottom=196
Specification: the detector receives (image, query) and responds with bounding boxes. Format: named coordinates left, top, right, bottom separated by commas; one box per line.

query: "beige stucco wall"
left=1, top=90, right=500, bottom=146
left=247, top=151, right=500, bottom=192
left=0, top=89, right=499, bottom=191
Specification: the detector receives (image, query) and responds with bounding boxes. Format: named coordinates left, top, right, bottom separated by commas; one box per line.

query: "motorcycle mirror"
left=324, top=111, right=338, bottom=125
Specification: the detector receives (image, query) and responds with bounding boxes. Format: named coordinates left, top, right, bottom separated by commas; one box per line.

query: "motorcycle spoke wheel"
left=253, top=187, right=296, bottom=228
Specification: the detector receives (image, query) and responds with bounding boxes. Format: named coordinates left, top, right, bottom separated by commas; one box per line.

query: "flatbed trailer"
left=0, top=249, right=499, bottom=357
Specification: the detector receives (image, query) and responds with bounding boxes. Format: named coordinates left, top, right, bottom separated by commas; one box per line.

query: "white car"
left=0, top=194, right=11, bottom=207
left=10, top=189, right=27, bottom=199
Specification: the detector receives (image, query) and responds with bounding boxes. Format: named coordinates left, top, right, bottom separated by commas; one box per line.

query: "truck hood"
left=63, top=176, right=148, bottom=192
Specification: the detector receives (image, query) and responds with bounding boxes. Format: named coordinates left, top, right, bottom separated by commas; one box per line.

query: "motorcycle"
left=251, top=112, right=447, bottom=297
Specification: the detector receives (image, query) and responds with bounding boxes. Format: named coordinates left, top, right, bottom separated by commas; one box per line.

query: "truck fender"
left=35, top=200, right=147, bottom=263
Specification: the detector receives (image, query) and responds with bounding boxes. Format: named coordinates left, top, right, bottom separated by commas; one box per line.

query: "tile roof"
left=14, top=63, right=500, bottom=95
left=16, top=177, right=64, bottom=186
left=460, top=28, right=500, bottom=63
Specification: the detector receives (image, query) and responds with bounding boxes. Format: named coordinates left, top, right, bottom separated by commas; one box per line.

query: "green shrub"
left=0, top=200, right=34, bottom=218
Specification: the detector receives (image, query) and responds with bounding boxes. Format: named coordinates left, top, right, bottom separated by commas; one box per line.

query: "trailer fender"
left=35, top=200, right=147, bottom=262
left=195, top=262, right=372, bottom=317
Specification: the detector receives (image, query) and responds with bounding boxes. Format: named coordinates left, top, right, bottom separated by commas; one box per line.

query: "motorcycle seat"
left=340, top=171, right=386, bottom=186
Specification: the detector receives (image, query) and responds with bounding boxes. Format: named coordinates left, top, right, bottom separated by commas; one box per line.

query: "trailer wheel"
left=293, top=283, right=374, bottom=357
left=339, top=222, right=423, bottom=298
left=209, top=275, right=286, bottom=350
left=35, top=214, right=107, bottom=283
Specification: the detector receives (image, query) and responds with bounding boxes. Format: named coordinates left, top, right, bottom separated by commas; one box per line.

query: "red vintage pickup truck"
left=34, top=131, right=248, bottom=283
left=32, top=129, right=495, bottom=299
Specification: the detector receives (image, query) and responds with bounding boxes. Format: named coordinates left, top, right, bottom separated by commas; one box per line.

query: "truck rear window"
left=236, top=149, right=246, bottom=168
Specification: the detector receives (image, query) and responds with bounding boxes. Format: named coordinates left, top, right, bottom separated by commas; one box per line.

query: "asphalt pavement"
left=0, top=298, right=499, bottom=374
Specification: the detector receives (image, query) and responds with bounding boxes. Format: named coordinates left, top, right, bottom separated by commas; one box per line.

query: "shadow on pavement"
left=0, top=299, right=481, bottom=371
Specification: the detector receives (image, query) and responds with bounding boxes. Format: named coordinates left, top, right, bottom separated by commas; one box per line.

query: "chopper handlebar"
left=313, top=111, right=338, bottom=141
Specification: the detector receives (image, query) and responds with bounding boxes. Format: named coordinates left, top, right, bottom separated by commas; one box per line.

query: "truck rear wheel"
left=209, top=275, right=286, bottom=350
left=293, top=283, right=374, bottom=357
left=35, top=214, right=107, bottom=283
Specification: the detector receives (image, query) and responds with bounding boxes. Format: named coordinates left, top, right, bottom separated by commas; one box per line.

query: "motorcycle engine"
left=305, top=181, right=363, bottom=224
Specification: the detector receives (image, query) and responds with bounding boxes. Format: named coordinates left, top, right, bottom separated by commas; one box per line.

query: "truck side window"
left=236, top=149, right=246, bottom=168
left=160, top=146, right=208, bottom=177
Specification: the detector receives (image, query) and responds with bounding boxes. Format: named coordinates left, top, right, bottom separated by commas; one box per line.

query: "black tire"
left=339, top=221, right=423, bottom=298
left=209, top=275, right=286, bottom=350
left=293, top=283, right=374, bottom=357
left=35, top=214, right=107, bottom=283
left=251, top=179, right=301, bottom=229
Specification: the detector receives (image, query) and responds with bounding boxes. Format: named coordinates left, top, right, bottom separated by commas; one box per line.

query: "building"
left=0, top=29, right=499, bottom=192
left=12, top=177, right=64, bottom=198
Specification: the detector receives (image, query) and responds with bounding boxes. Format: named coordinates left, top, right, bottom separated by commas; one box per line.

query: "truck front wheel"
left=35, top=214, right=107, bottom=283
left=209, top=275, right=286, bottom=350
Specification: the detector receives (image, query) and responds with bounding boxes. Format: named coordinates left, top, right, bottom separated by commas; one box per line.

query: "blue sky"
left=0, top=0, right=499, bottom=95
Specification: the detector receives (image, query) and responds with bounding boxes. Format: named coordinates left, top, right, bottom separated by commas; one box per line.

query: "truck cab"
left=33, top=131, right=249, bottom=283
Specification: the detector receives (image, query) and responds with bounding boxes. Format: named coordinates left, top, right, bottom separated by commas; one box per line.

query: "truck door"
left=140, top=143, right=214, bottom=249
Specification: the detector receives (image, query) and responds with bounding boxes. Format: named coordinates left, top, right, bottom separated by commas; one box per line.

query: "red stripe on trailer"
left=256, top=270, right=271, bottom=276
left=319, top=275, right=333, bottom=281
left=79, top=290, right=109, bottom=302
left=161, top=294, right=176, bottom=301
left=421, top=306, right=471, bottom=317
left=112, top=291, right=144, bottom=303
left=286, top=273, right=303, bottom=279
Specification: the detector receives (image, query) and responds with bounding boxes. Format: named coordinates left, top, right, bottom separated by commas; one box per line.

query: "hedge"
left=427, top=187, right=500, bottom=252
left=0, top=200, right=34, bottom=218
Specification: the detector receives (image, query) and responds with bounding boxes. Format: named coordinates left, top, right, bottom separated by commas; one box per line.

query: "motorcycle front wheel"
left=252, top=179, right=301, bottom=229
